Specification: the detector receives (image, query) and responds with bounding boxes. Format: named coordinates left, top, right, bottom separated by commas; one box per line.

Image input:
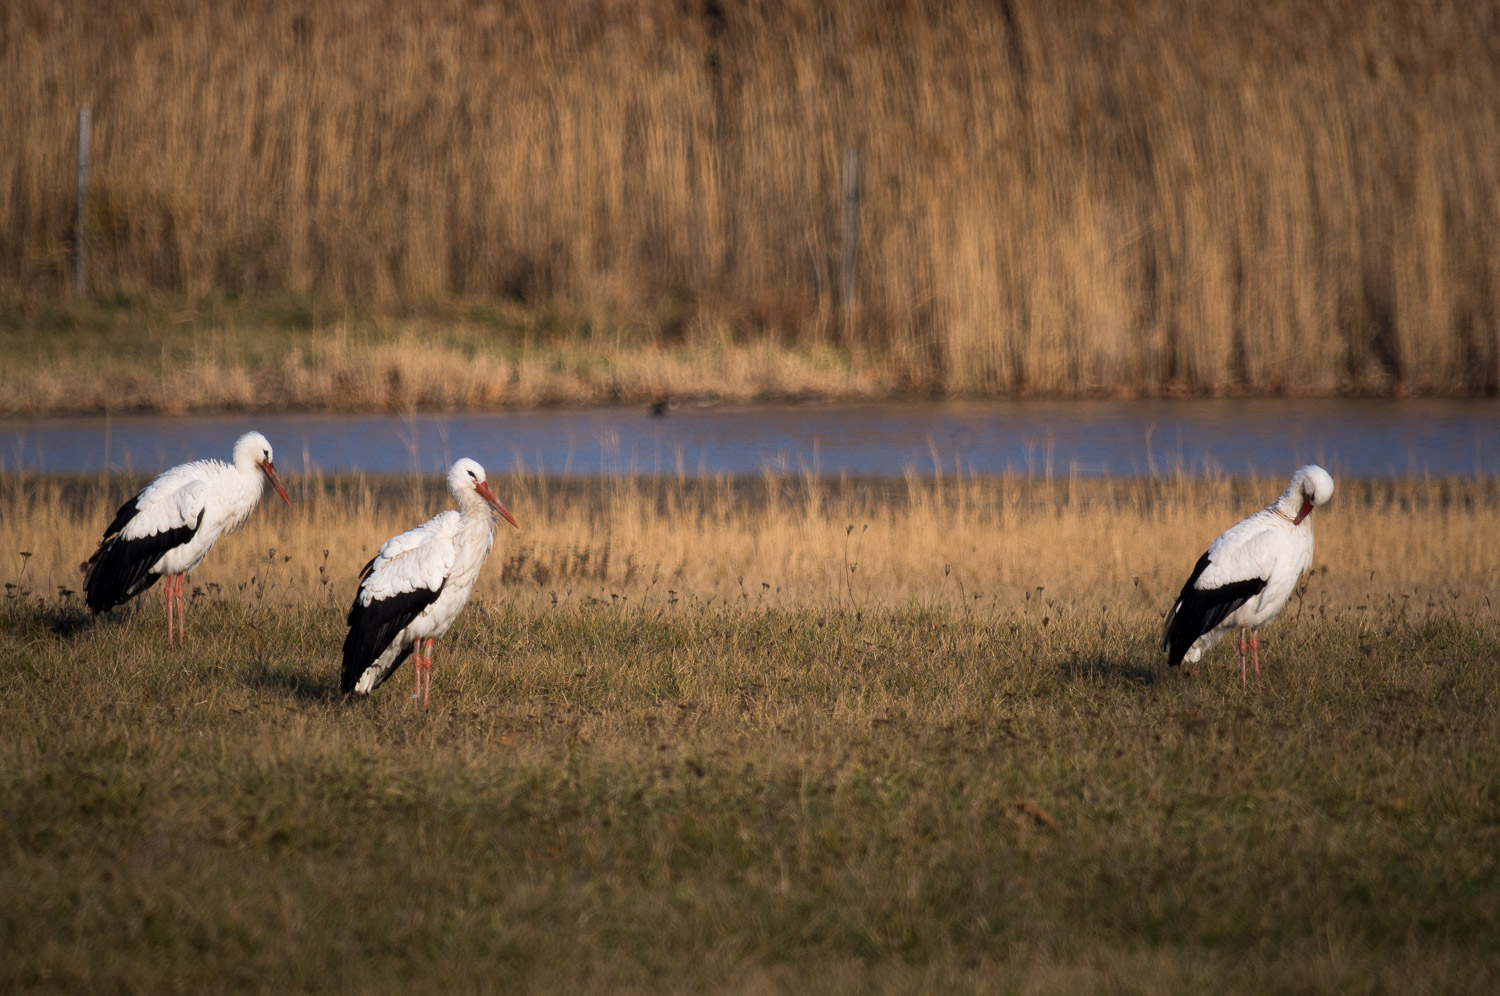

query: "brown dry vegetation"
left=3, top=472, right=1499, bottom=989
left=5, top=0, right=1500, bottom=401
left=0, top=297, right=882, bottom=413
left=7, top=469, right=1498, bottom=616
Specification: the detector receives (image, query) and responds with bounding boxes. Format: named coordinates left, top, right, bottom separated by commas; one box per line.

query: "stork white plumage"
left=83, top=431, right=292, bottom=643
left=1162, top=465, right=1335, bottom=688
left=341, top=458, right=519, bottom=705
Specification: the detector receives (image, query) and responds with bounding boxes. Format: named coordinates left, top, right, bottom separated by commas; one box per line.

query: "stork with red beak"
left=1162, top=464, right=1335, bottom=688
left=342, top=458, right=519, bottom=705
left=83, top=431, right=292, bottom=643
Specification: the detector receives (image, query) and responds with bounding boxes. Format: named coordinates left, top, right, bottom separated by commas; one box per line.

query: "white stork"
left=341, top=458, right=519, bottom=705
left=83, top=431, right=292, bottom=643
left=1162, top=464, right=1335, bottom=688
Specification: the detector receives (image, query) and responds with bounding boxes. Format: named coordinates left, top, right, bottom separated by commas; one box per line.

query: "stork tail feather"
left=82, top=513, right=201, bottom=614
left=341, top=585, right=442, bottom=695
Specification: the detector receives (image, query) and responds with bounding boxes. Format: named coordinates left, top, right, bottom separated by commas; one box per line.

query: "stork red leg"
left=1238, top=629, right=1247, bottom=690
left=421, top=638, right=434, bottom=707
left=1251, top=631, right=1261, bottom=690
left=415, top=641, right=426, bottom=705
left=410, top=639, right=434, bottom=706
left=176, top=575, right=187, bottom=644
left=164, top=574, right=174, bottom=645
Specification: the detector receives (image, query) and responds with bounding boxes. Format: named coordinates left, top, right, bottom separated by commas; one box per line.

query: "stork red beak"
left=1294, top=497, right=1313, bottom=525
left=475, top=480, right=519, bottom=529
left=261, top=460, right=292, bottom=506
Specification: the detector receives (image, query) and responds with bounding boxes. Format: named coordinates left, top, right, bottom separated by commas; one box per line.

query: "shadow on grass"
left=48, top=605, right=94, bottom=637
left=242, top=664, right=344, bottom=705
left=1059, top=654, right=1160, bottom=687
left=0, top=599, right=94, bottom=638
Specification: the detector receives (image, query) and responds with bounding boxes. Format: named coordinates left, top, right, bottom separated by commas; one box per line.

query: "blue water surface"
left=1, top=399, right=1495, bottom=478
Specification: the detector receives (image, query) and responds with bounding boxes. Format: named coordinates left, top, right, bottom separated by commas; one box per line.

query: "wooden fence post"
left=75, top=104, right=92, bottom=296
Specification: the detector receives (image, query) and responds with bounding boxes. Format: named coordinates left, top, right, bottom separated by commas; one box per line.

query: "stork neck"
left=457, top=491, right=501, bottom=528
left=1270, top=480, right=1300, bottom=519
left=1273, top=493, right=1316, bottom=525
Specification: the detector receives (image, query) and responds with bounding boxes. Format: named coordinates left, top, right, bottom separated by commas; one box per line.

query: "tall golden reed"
left=4, top=0, right=1499, bottom=396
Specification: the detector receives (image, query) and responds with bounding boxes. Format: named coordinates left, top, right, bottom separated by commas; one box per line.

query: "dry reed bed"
left=6, top=0, right=1500, bottom=397
left=6, top=471, right=1496, bottom=625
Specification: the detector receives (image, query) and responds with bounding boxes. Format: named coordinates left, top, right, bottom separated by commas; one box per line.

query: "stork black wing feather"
left=341, top=583, right=444, bottom=694
left=1162, top=551, right=1268, bottom=668
left=98, top=490, right=147, bottom=542
left=83, top=506, right=205, bottom=613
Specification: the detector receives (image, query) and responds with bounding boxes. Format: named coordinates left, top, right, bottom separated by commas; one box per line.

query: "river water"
left=1, top=400, right=1496, bottom=479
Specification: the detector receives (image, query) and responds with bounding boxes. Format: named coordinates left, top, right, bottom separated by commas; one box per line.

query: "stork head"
left=233, top=431, right=291, bottom=506
left=449, top=458, right=519, bottom=529
left=1281, top=464, right=1334, bottom=525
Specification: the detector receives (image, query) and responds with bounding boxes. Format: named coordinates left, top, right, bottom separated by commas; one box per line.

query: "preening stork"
left=1162, top=465, right=1335, bottom=688
left=83, top=431, right=292, bottom=643
left=341, top=458, right=519, bottom=705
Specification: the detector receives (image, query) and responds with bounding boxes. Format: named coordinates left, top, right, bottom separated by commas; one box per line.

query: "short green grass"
left=3, top=587, right=1497, bottom=992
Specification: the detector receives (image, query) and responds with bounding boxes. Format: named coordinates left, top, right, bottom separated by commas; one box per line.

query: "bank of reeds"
left=5, top=0, right=1500, bottom=400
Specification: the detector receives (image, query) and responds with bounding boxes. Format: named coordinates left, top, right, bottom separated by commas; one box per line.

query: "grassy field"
left=6, top=0, right=1500, bottom=400
left=2, top=470, right=1497, bottom=990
